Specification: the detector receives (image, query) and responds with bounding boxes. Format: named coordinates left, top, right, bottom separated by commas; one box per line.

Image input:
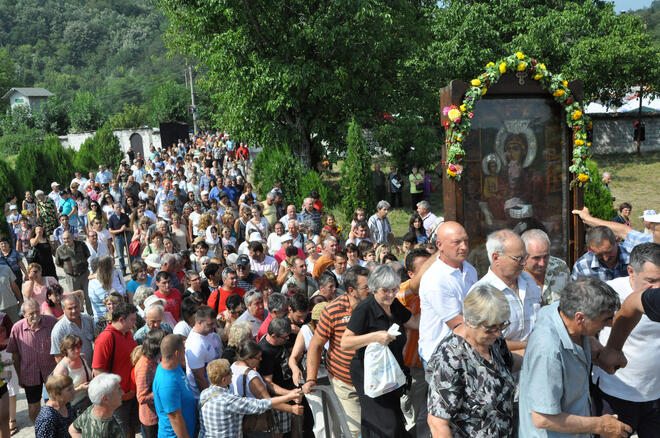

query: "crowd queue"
left=0, top=132, right=659, bottom=438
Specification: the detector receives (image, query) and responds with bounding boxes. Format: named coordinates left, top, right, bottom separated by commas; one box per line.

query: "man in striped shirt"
left=303, top=265, right=370, bottom=438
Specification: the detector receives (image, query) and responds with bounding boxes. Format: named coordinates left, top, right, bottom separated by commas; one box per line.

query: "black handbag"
left=25, top=247, right=38, bottom=264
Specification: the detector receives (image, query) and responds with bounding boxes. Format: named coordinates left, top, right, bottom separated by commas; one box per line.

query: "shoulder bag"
left=241, top=367, right=274, bottom=435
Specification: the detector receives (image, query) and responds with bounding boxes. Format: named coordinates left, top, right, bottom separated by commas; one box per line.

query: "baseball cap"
left=144, top=253, right=162, bottom=269
left=51, top=182, right=60, bottom=188
left=645, top=213, right=660, bottom=223
left=201, top=190, right=209, bottom=196
left=640, top=209, right=658, bottom=221
left=237, top=254, right=250, bottom=266
left=143, top=295, right=167, bottom=310
left=280, top=234, right=293, bottom=244
left=226, top=253, right=239, bottom=266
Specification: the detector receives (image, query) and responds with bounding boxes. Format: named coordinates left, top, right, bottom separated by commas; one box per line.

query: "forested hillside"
left=0, top=0, right=193, bottom=132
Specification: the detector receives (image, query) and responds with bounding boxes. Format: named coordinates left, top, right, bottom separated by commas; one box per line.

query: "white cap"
left=201, top=190, right=209, bottom=196
left=143, top=295, right=167, bottom=310
left=249, top=233, right=263, bottom=242
left=9, top=205, right=17, bottom=210
left=644, top=213, right=660, bottom=223
left=640, top=209, right=658, bottom=220
left=51, top=182, right=60, bottom=187
left=280, top=233, right=293, bottom=244
left=144, top=253, right=162, bottom=269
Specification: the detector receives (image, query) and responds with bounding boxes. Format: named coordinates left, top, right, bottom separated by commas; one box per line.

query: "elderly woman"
left=200, top=358, right=303, bottom=438
left=427, top=284, right=518, bottom=437
left=135, top=329, right=166, bottom=438
left=22, top=262, right=59, bottom=305
left=221, top=321, right=252, bottom=365
left=34, top=375, right=76, bottom=438
left=341, top=264, right=419, bottom=438
left=235, top=290, right=267, bottom=337
left=52, top=335, right=92, bottom=417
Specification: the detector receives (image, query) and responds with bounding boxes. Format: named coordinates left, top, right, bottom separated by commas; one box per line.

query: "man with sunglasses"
left=235, top=254, right=258, bottom=291
left=470, top=229, right=542, bottom=354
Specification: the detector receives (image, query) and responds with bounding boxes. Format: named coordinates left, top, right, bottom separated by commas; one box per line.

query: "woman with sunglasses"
left=426, top=284, right=519, bottom=437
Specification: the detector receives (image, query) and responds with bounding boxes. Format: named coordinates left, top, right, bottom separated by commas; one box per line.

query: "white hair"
left=485, top=229, right=518, bottom=264
left=88, top=373, right=121, bottom=406
left=521, top=229, right=550, bottom=249
left=146, top=304, right=164, bottom=316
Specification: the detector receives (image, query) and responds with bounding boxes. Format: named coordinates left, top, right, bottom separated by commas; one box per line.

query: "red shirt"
left=155, top=288, right=182, bottom=320
left=92, top=324, right=138, bottom=393
left=236, top=146, right=249, bottom=160
left=207, top=287, right=246, bottom=313
left=274, top=246, right=305, bottom=264
left=256, top=313, right=274, bottom=342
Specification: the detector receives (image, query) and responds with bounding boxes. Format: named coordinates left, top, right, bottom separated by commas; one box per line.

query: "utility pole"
left=188, top=65, right=198, bottom=135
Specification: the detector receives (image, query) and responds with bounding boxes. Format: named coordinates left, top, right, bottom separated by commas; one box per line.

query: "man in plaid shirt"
left=571, top=226, right=630, bottom=282
left=198, top=359, right=303, bottom=438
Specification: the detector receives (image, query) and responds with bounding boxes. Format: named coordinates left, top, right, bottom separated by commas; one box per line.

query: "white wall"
left=59, top=128, right=162, bottom=157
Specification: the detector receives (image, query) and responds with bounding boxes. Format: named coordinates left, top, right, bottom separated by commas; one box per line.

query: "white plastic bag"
left=363, top=324, right=406, bottom=398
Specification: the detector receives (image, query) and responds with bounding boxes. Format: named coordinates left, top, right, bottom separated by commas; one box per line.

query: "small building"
left=2, top=87, right=54, bottom=111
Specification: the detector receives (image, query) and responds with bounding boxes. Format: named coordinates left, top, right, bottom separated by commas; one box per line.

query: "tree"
left=41, top=95, right=71, bottom=135
left=0, top=157, right=22, bottom=236
left=69, top=91, right=104, bottom=132
left=340, top=119, right=374, bottom=220
left=418, top=0, right=660, bottom=114
left=93, top=123, right=123, bottom=170
left=375, top=116, right=441, bottom=173
left=158, top=0, right=432, bottom=167
left=109, top=103, right=150, bottom=129
left=0, top=47, right=20, bottom=111
left=15, top=134, right=74, bottom=193
left=147, top=80, right=189, bottom=126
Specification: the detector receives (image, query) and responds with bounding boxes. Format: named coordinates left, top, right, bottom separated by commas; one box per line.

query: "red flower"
left=566, top=98, right=573, bottom=105
left=443, top=121, right=450, bottom=129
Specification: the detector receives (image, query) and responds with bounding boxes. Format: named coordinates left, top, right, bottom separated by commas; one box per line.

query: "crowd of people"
left=0, top=131, right=659, bottom=438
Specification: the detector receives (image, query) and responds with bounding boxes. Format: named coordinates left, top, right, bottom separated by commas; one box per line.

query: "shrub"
left=0, top=127, right=44, bottom=156
left=252, top=145, right=305, bottom=206
left=375, top=115, right=441, bottom=173
left=109, top=103, right=150, bottom=130
left=0, top=157, right=22, bottom=236
left=73, top=124, right=122, bottom=173
left=583, top=159, right=616, bottom=220
left=69, top=91, right=104, bottom=133
left=15, top=134, right=75, bottom=193
left=73, top=135, right=97, bottom=173
left=340, top=119, right=374, bottom=220
left=294, top=170, right=338, bottom=211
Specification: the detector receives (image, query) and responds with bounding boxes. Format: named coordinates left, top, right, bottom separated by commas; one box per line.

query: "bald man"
left=418, top=222, right=478, bottom=363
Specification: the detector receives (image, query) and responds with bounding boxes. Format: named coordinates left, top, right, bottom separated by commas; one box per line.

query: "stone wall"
left=59, top=128, right=162, bottom=157
left=590, top=112, right=660, bottom=154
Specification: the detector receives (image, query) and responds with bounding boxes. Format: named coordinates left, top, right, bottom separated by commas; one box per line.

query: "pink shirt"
left=6, top=315, right=58, bottom=385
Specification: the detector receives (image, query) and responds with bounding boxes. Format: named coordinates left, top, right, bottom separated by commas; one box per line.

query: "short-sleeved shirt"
left=396, top=279, right=422, bottom=368
left=571, top=244, right=630, bottom=282
left=35, top=404, right=76, bottom=438
left=427, top=334, right=515, bottom=437
left=623, top=229, right=653, bottom=252
left=642, top=287, right=660, bottom=322
left=418, top=257, right=478, bottom=362
left=6, top=315, right=58, bottom=385
left=0, top=264, right=18, bottom=311
left=346, top=294, right=411, bottom=393
left=72, top=405, right=125, bottom=438
left=207, top=287, right=246, bottom=313
left=312, top=254, right=334, bottom=279
left=50, top=314, right=95, bottom=359
left=529, top=256, right=571, bottom=305
left=153, top=364, right=198, bottom=438
left=258, top=336, right=294, bottom=389
left=155, top=288, right=182, bottom=321
left=91, top=324, right=137, bottom=393
left=185, top=330, right=223, bottom=396
left=470, top=269, right=542, bottom=342
left=518, top=302, right=592, bottom=438
left=314, top=294, right=355, bottom=385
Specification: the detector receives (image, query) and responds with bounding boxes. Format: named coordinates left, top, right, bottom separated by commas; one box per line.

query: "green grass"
left=592, top=151, right=660, bottom=230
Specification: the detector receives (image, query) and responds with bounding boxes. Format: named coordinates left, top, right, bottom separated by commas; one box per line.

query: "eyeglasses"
left=482, top=321, right=510, bottom=334
left=507, top=254, right=528, bottom=264
left=379, top=287, right=399, bottom=295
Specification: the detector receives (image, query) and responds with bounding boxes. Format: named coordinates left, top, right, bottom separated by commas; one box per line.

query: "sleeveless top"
left=64, top=356, right=91, bottom=405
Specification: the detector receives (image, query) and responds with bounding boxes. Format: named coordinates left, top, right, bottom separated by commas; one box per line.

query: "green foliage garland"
left=442, top=52, right=593, bottom=187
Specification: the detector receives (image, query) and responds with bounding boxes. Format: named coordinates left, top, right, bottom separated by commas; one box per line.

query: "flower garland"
left=442, top=52, right=592, bottom=186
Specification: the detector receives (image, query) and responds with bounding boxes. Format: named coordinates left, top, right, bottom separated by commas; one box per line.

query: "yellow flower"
left=574, top=139, right=584, bottom=146
left=572, top=110, right=582, bottom=120
left=447, top=108, right=461, bottom=122
left=456, top=136, right=463, bottom=142
left=533, top=74, right=543, bottom=80
left=460, top=104, right=467, bottom=112
left=447, top=168, right=457, bottom=178
left=486, top=62, right=495, bottom=67
left=577, top=173, right=589, bottom=183
left=517, top=62, right=527, bottom=71
left=538, top=63, right=546, bottom=70
left=471, top=79, right=481, bottom=87
left=516, top=51, right=525, bottom=60
left=499, top=62, right=507, bottom=74
left=481, top=87, right=488, bottom=95
left=553, top=89, right=565, bottom=97
left=587, top=142, right=592, bottom=147
left=562, top=80, right=568, bottom=87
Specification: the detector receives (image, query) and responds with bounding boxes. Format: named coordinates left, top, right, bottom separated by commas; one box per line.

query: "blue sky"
left=612, top=0, right=653, bottom=12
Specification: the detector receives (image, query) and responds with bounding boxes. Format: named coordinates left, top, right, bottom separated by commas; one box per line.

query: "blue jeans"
left=114, top=232, right=133, bottom=271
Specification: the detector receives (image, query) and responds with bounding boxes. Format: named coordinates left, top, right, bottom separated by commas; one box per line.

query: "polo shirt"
left=518, top=302, right=592, bottom=438
left=421, top=212, right=438, bottom=237
left=418, top=257, right=477, bottom=362
left=281, top=275, right=317, bottom=297
left=155, top=288, right=182, bottom=321
left=256, top=313, right=273, bottom=342
left=470, top=269, right=542, bottom=342
left=207, top=287, right=246, bottom=313
left=642, top=287, right=660, bottom=322
left=236, top=309, right=266, bottom=338
left=315, top=294, right=355, bottom=385
left=50, top=313, right=95, bottom=360
left=594, top=278, right=660, bottom=402
left=274, top=246, right=305, bottom=264
left=108, top=212, right=130, bottom=232
left=92, top=324, right=138, bottom=393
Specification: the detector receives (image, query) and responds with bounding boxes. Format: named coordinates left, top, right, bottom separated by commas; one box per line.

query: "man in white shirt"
left=85, top=230, right=109, bottom=271
left=280, top=204, right=302, bottom=228
left=49, top=182, right=63, bottom=211
left=418, top=221, right=478, bottom=364
left=470, top=229, right=542, bottom=353
left=593, top=242, right=660, bottom=435
left=416, top=200, right=438, bottom=238
left=90, top=217, right=114, bottom=257
left=248, top=241, right=279, bottom=277
left=185, top=305, right=223, bottom=397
